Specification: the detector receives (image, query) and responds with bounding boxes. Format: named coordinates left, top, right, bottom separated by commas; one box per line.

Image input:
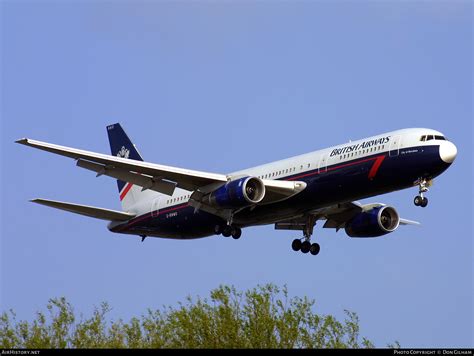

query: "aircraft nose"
left=439, top=141, right=457, bottom=163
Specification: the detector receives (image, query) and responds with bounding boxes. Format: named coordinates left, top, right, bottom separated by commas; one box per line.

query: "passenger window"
left=307, top=164, right=310, bottom=168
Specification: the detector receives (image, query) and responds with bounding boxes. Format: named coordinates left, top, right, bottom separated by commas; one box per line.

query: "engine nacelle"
left=345, top=206, right=400, bottom=238
left=208, top=177, right=265, bottom=209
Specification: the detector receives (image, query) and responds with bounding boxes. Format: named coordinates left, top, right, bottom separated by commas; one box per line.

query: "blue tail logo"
left=116, top=146, right=130, bottom=159
left=107, top=123, right=144, bottom=194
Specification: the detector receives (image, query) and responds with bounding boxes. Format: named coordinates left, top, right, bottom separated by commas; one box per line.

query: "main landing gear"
left=291, top=215, right=320, bottom=256
left=292, top=239, right=320, bottom=256
left=215, top=224, right=242, bottom=240
left=414, top=178, right=429, bottom=208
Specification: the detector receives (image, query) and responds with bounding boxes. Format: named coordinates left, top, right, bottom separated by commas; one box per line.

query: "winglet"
left=15, top=138, right=29, bottom=145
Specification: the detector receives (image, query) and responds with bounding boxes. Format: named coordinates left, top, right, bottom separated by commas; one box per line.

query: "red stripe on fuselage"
left=157, top=204, right=189, bottom=216
left=120, top=182, right=133, bottom=201
left=368, top=155, right=386, bottom=180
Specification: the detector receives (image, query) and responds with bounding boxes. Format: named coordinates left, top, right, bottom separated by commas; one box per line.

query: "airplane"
left=16, top=124, right=457, bottom=256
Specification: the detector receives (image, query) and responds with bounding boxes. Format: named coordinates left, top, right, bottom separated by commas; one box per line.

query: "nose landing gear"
left=414, top=178, right=429, bottom=208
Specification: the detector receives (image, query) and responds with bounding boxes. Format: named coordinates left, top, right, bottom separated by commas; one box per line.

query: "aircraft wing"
left=31, top=199, right=136, bottom=221
left=275, top=201, right=419, bottom=231
left=16, top=138, right=307, bottom=204
left=16, top=138, right=228, bottom=193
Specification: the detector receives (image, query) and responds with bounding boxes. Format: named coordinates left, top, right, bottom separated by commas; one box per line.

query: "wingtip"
left=15, top=138, right=29, bottom=144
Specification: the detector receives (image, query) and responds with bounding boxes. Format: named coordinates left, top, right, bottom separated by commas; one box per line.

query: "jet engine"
left=345, top=206, right=400, bottom=238
left=208, top=177, right=265, bottom=209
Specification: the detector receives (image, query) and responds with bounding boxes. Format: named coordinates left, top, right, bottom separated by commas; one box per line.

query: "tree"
left=1, top=284, right=390, bottom=348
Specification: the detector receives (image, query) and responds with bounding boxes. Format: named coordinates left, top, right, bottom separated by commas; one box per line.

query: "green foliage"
left=0, top=284, right=393, bottom=349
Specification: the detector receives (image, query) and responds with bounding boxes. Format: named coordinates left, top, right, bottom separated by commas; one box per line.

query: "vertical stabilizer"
left=106, top=123, right=156, bottom=211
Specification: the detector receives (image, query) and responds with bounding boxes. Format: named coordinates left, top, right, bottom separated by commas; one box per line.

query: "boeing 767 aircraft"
left=16, top=124, right=457, bottom=256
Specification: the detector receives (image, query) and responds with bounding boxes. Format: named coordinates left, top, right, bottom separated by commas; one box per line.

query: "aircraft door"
left=151, top=197, right=161, bottom=218
left=318, top=153, right=328, bottom=173
left=389, top=136, right=400, bottom=157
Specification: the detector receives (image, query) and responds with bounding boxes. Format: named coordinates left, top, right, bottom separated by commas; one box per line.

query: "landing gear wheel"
left=301, top=241, right=311, bottom=254
left=214, top=225, right=223, bottom=235
left=222, top=225, right=232, bottom=237
left=231, top=227, right=242, bottom=240
left=309, top=243, right=320, bottom=256
left=414, top=196, right=422, bottom=206
left=415, top=178, right=430, bottom=208
left=420, top=197, right=428, bottom=208
left=291, top=239, right=302, bottom=251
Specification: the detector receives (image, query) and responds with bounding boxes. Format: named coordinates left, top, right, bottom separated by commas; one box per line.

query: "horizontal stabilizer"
left=31, top=199, right=136, bottom=221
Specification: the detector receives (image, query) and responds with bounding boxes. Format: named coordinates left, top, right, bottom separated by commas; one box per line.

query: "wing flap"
left=31, top=199, right=136, bottom=221
left=76, top=159, right=178, bottom=196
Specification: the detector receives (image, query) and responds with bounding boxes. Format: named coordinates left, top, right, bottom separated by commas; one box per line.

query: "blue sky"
left=1, top=1, right=472, bottom=348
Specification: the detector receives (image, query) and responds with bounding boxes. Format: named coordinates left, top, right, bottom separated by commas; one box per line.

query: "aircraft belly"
left=119, top=206, right=223, bottom=239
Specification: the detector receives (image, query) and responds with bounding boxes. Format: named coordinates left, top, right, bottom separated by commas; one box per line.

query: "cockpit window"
left=421, top=134, right=446, bottom=142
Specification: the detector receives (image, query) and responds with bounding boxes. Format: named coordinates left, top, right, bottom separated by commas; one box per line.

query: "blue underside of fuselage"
left=110, top=145, right=450, bottom=240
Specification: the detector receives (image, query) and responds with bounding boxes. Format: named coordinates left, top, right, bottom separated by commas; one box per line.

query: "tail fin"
left=106, top=123, right=156, bottom=211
